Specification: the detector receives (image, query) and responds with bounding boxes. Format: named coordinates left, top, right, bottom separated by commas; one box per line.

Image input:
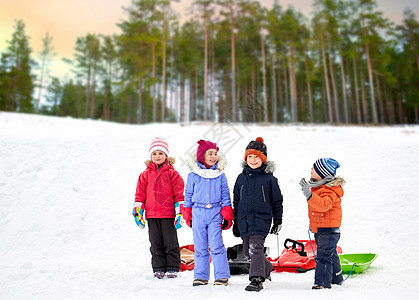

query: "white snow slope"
left=1, top=112, right=419, bottom=300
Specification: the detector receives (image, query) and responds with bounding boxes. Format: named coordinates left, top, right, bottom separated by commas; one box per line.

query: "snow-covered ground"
left=1, top=111, right=418, bottom=299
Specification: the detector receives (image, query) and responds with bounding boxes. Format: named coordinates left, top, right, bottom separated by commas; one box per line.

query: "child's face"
left=204, top=149, right=218, bottom=166
left=311, top=167, right=322, bottom=181
left=247, top=154, right=262, bottom=169
left=151, top=150, right=167, bottom=165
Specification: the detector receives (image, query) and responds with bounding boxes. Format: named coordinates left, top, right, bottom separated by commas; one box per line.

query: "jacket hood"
left=186, top=153, right=227, bottom=178
left=144, top=156, right=176, bottom=166
left=241, top=160, right=276, bottom=174
left=325, top=176, right=345, bottom=187
left=312, top=176, right=345, bottom=198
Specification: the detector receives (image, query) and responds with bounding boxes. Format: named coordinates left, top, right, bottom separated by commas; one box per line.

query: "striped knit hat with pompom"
left=313, top=158, right=340, bottom=179
left=244, top=137, right=267, bottom=163
left=149, top=137, right=169, bottom=156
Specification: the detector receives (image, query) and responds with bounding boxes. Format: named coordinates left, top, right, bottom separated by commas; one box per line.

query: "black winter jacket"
left=233, top=161, right=283, bottom=237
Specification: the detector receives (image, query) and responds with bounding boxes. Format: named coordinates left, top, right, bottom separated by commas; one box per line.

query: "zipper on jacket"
left=261, top=185, right=267, bottom=202
left=240, top=185, right=244, bottom=200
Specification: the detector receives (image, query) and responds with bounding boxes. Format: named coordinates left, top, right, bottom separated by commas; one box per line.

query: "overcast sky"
left=0, top=0, right=417, bottom=79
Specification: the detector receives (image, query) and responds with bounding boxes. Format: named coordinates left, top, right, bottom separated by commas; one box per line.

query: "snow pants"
left=147, top=218, right=181, bottom=273
left=192, top=206, right=230, bottom=281
left=314, top=228, right=344, bottom=288
left=242, top=235, right=273, bottom=281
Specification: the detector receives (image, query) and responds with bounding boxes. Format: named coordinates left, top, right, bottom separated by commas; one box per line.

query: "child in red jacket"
left=132, top=137, right=185, bottom=279
left=299, top=158, right=345, bottom=289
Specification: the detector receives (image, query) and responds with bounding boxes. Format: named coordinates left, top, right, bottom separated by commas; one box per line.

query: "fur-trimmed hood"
left=325, top=176, right=345, bottom=187
left=186, top=153, right=227, bottom=179
left=241, top=160, right=276, bottom=174
left=144, top=156, right=176, bottom=166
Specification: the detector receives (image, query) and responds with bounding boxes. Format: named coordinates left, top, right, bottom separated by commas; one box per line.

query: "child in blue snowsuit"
left=182, top=140, right=234, bottom=286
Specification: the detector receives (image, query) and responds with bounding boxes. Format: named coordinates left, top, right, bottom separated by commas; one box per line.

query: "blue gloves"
left=132, top=202, right=145, bottom=229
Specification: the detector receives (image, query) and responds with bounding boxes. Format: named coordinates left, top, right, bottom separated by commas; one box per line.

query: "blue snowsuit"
left=184, top=154, right=231, bottom=281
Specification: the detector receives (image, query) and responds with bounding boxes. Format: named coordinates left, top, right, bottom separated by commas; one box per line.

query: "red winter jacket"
left=307, top=177, right=345, bottom=233
left=135, top=157, right=185, bottom=219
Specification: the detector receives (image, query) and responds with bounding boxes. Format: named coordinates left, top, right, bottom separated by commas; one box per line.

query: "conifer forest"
left=1, top=0, right=418, bottom=124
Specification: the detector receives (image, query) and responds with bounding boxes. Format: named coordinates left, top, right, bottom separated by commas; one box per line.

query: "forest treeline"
left=0, top=0, right=418, bottom=124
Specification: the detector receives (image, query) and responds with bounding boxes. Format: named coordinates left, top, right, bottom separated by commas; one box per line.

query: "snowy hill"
left=1, top=112, right=419, bottom=299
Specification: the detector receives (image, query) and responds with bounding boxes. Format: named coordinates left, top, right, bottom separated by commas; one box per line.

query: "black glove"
left=232, top=218, right=240, bottom=237
left=270, top=218, right=282, bottom=235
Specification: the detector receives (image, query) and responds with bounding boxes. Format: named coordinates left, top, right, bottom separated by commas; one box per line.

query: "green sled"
left=339, top=253, right=377, bottom=274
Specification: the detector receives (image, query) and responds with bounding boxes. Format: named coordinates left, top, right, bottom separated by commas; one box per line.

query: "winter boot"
left=312, top=285, right=331, bottom=290
left=214, top=279, right=229, bottom=286
left=166, top=270, right=178, bottom=279
left=153, top=271, right=165, bottom=279
left=192, top=279, right=208, bottom=286
left=245, top=277, right=264, bottom=292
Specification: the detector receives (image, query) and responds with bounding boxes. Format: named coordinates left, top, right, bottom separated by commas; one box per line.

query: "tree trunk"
left=385, top=84, right=395, bottom=124
left=230, top=4, right=236, bottom=122
left=289, top=45, right=297, bottom=122
left=271, top=56, right=277, bottom=123
left=321, top=39, right=333, bottom=122
left=137, top=78, right=143, bottom=124
left=338, top=44, right=348, bottom=123
left=304, top=47, right=313, bottom=123
left=281, top=45, right=289, bottom=116
left=260, top=29, right=268, bottom=122
left=36, top=56, right=46, bottom=113
left=90, top=61, right=98, bottom=118
left=137, top=42, right=144, bottom=124
left=397, top=88, right=404, bottom=123
left=210, top=38, right=216, bottom=121
left=180, top=77, right=185, bottom=123
left=321, top=76, right=327, bottom=122
left=327, top=42, right=340, bottom=123
left=345, top=58, right=353, bottom=123
left=276, top=52, right=284, bottom=123
left=161, top=18, right=167, bottom=122
left=359, top=66, right=368, bottom=123
left=374, top=73, right=385, bottom=124
left=169, top=41, right=174, bottom=120
left=151, top=13, right=157, bottom=122
left=203, top=14, right=208, bottom=121
left=362, top=22, right=378, bottom=123
left=85, top=64, right=91, bottom=118
left=352, top=56, right=361, bottom=124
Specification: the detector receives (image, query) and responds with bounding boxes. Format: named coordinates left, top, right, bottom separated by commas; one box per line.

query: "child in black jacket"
left=233, top=137, right=284, bottom=292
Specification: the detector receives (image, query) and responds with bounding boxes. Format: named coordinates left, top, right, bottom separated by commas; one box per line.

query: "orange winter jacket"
left=307, top=177, right=345, bottom=233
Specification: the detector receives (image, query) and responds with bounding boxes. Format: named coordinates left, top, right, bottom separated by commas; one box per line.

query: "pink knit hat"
left=149, top=137, right=169, bottom=156
left=197, top=140, right=219, bottom=164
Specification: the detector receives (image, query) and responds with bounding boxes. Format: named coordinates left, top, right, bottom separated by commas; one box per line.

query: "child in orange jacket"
left=299, top=158, right=345, bottom=290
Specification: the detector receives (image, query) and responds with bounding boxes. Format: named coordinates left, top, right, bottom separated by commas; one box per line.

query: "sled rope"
left=344, top=263, right=357, bottom=281
left=308, top=229, right=317, bottom=258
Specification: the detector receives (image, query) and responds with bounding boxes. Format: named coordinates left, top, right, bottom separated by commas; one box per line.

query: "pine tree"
left=0, top=20, right=35, bottom=112
left=35, top=32, right=55, bottom=113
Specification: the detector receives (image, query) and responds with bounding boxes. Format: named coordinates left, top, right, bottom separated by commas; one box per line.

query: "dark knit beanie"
left=244, top=137, right=267, bottom=163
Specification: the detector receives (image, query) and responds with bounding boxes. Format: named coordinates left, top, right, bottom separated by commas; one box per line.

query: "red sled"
left=180, top=244, right=212, bottom=271
left=268, top=238, right=342, bottom=273
left=180, top=244, right=195, bottom=271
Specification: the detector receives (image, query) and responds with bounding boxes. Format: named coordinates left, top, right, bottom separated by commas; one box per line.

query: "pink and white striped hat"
left=149, top=137, right=169, bottom=156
